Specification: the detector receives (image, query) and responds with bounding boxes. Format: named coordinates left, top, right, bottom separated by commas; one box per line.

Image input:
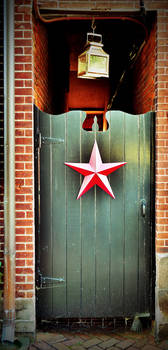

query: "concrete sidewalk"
left=29, top=328, right=168, bottom=350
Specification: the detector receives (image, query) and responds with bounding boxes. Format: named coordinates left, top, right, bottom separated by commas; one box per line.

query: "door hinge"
left=41, top=136, right=64, bottom=145
left=36, top=270, right=65, bottom=290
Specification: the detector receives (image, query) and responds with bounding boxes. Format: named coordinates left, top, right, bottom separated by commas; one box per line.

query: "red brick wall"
left=39, top=0, right=140, bottom=11
left=131, top=19, right=156, bottom=114
left=41, top=0, right=168, bottom=11
left=155, top=10, right=168, bottom=254
left=33, top=14, right=52, bottom=113
left=15, top=0, right=34, bottom=299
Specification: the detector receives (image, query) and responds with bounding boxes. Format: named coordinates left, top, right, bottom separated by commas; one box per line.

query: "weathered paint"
left=35, top=108, right=154, bottom=319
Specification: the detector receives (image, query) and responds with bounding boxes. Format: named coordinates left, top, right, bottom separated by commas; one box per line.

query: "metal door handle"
left=141, top=200, right=146, bottom=217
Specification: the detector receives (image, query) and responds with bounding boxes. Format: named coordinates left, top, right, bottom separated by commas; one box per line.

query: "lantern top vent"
left=86, top=33, right=103, bottom=46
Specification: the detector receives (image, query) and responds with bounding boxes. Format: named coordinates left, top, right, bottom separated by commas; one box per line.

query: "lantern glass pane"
left=89, top=55, right=107, bottom=73
left=78, top=54, right=87, bottom=75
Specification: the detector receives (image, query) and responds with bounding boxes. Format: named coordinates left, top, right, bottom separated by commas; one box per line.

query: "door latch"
left=141, top=199, right=146, bottom=217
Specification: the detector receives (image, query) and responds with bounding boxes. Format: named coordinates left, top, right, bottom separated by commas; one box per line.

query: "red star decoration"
left=65, top=140, right=127, bottom=200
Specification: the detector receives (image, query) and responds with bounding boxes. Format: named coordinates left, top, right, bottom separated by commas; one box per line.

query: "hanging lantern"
left=77, top=32, right=109, bottom=79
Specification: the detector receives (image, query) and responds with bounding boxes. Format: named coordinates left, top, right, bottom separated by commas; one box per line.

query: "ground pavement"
left=29, top=327, right=168, bottom=350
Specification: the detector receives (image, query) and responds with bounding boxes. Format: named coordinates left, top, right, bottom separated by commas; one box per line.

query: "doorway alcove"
left=33, top=11, right=156, bottom=129
left=33, top=8, right=156, bottom=325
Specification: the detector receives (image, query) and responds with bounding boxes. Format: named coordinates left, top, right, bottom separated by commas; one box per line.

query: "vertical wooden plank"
left=66, top=111, right=81, bottom=316
left=138, top=113, right=146, bottom=313
left=39, top=111, right=53, bottom=318
left=80, top=122, right=96, bottom=317
left=124, top=112, right=139, bottom=315
left=95, top=129, right=111, bottom=316
left=138, top=112, right=152, bottom=313
left=109, top=111, right=125, bottom=316
left=149, top=112, right=155, bottom=315
left=52, top=114, right=67, bottom=317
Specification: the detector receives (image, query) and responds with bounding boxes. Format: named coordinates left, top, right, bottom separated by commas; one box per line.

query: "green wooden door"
left=35, top=107, right=154, bottom=319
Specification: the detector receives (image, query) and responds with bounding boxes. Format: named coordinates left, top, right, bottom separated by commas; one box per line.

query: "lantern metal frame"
left=77, top=32, right=109, bottom=79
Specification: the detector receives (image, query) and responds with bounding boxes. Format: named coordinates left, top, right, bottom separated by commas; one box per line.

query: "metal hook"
left=91, top=18, right=96, bottom=33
